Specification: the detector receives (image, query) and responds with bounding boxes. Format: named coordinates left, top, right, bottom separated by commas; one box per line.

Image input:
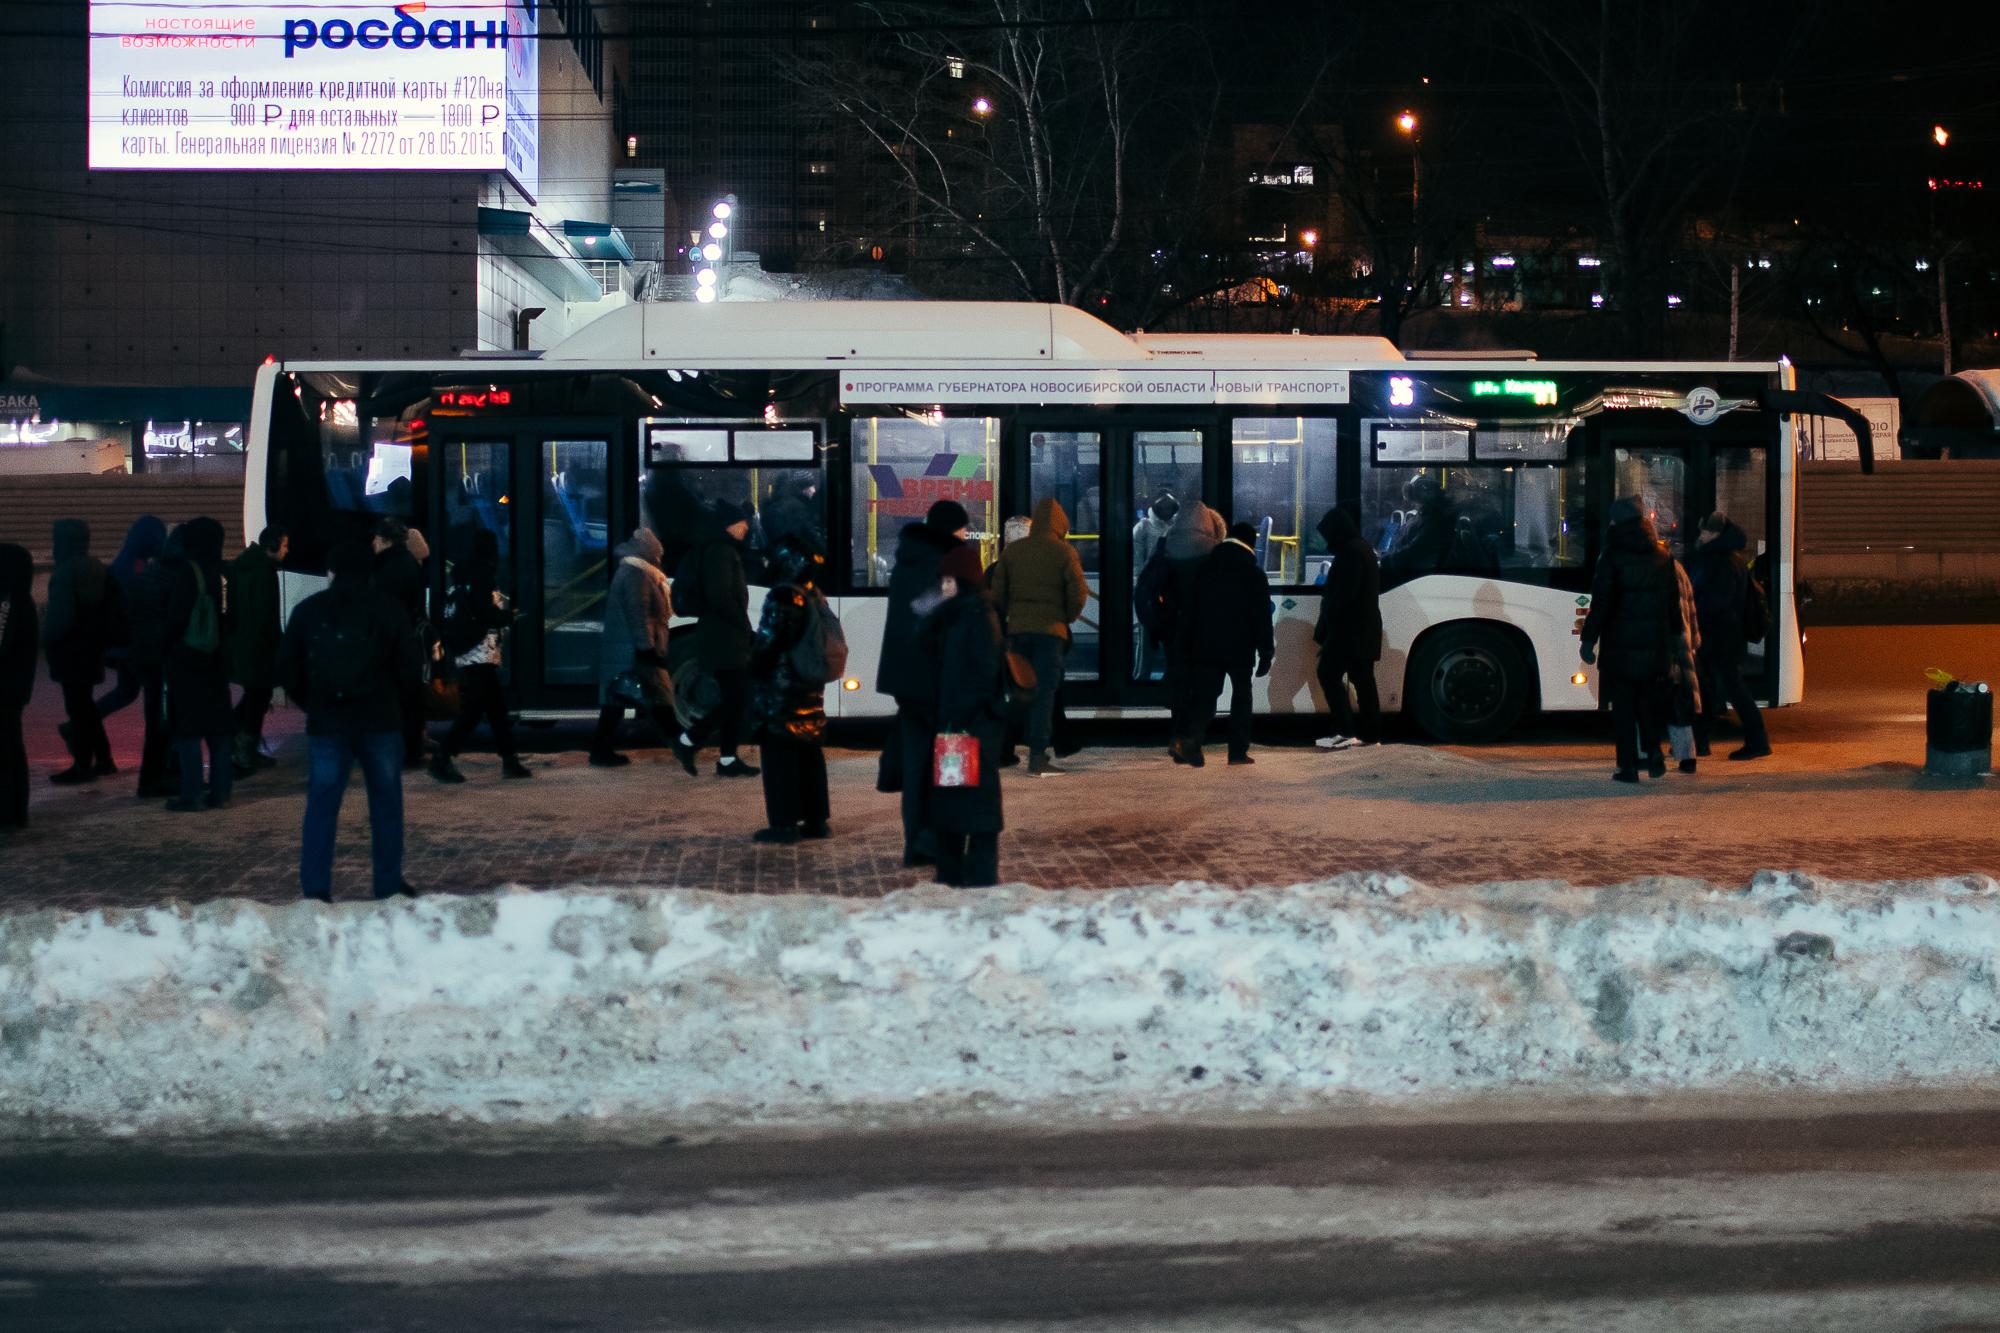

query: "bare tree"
left=778, top=0, right=1215, bottom=310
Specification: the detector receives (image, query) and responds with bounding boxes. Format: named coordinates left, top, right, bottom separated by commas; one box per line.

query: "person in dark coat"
left=277, top=538, right=423, bottom=902
left=1179, top=522, right=1275, bottom=767
left=877, top=500, right=967, bottom=866
left=373, top=516, right=431, bottom=768
left=431, top=527, right=529, bottom=783
left=591, top=528, right=676, bottom=767
left=1580, top=496, right=1677, bottom=783
left=0, top=543, right=37, bottom=830
left=228, top=525, right=287, bottom=773
left=124, top=527, right=181, bottom=797
left=1160, top=500, right=1226, bottom=758
left=748, top=537, right=832, bottom=844
left=93, top=515, right=165, bottom=727
left=162, top=518, right=235, bottom=811
left=1379, top=473, right=1457, bottom=588
left=673, top=502, right=758, bottom=778
left=43, top=518, right=118, bottom=785
left=1313, top=506, right=1383, bottom=749
left=1688, top=512, right=1772, bottom=761
left=761, top=473, right=825, bottom=556
left=909, top=541, right=1007, bottom=888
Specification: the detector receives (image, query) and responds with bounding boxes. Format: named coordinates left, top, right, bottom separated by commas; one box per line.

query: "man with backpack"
left=1179, top=522, right=1276, bottom=767
left=1689, top=511, right=1772, bottom=761
left=277, top=538, right=423, bottom=901
left=672, top=502, right=759, bottom=778
left=746, top=537, right=844, bottom=843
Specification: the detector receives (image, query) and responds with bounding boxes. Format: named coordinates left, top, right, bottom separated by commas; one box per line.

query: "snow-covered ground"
left=4, top=874, right=1999, bottom=1137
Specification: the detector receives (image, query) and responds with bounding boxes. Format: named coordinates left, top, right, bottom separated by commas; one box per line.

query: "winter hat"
left=625, top=527, right=664, bottom=564
left=1151, top=495, right=1180, bottom=523
left=1608, top=495, right=1644, bottom=527
left=925, top=499, right=971, bottom=536
left=1228, top=522, right=1259, bottom=545
left=713, top=500, right=752, bottom=529
left=51, top=518, right=89, bottom=563
left=937, top=540, right=984, bottom=588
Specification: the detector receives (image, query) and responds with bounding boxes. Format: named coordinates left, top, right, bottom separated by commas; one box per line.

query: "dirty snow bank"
left=4, top=873, right=1999, bottom=1136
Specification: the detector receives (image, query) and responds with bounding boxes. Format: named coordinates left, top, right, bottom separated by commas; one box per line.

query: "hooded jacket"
left=1688, top=519, right=1753, bottom=666
left=1161, top=501, right=1226, bottom=563
left=877, top=522, right=961, bottom=699
left=227, top=540, right=284, bottom=690
left=989, top=498, right=1088, bottom=640
left=1580, top=515, right=1677, bottom=680
left=164, top=517, right=235, bottom=739
left=0, top=543, right=38, bottom=711
left=599, top=529, right=674, bottom=705
left=1187, top=538, right=1276, bottom=670
left=1313, top=507, right=1383, bottom=663
left=685, top=512, right=754, bottom=671
left=749, top=545, right=829, bottom=745
left=44, top=519, right=115, bottom=686
left=109, top=516, right=166, bottom=606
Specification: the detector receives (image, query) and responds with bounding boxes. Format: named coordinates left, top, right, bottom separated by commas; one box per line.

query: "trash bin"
left=1926, top=686, right=1993, bottom=778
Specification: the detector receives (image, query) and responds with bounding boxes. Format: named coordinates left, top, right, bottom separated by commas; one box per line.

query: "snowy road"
left=6, top=1099, right=2000, bottom=1330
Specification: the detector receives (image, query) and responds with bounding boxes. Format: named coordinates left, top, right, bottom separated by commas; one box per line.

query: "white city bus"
left=245, top=301, right=1805, bottom=740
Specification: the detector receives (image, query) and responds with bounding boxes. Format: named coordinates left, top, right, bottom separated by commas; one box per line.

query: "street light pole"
left=1932, top=126, right=1952, bottom=374
left=1397, top=111, right=1421, bottom=293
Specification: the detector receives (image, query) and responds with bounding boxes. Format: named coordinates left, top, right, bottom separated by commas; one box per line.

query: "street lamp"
left=972, top=96, right=993, bottom=116
left=693, top=194, right=738, bottom=303
left=1934, top=124, right=1950, bottom=148
left=1300, top=229, right=1318, bottom=248
left=1396, top=111, right=1421, bottom=285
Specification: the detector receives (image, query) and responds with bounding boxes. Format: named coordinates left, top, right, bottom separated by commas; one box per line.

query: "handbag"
left=933, top=731, right=979, bottom=788
left=608, top=669, right=652, bottom=709
left=1005, top=649, right=1038, bottom=692
left=424, top=671, right=461, bottom=721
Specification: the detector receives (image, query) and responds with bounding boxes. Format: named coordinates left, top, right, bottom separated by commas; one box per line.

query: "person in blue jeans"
left=276, top=539, right=424, bottom=902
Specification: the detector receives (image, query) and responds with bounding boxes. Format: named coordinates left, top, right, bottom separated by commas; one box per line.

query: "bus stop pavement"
left=3, top=623, right=1995, bottom=915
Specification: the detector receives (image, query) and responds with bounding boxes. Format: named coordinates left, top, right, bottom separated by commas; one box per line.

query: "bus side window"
left=1230, top=417, right=1338, bottom=586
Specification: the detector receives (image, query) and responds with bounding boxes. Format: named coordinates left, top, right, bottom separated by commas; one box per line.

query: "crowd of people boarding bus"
left=0, top=493, right=1770, bottom=893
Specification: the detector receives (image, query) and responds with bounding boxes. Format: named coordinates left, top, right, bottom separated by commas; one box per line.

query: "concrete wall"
left=1799, top=461, right=2000, bottom=621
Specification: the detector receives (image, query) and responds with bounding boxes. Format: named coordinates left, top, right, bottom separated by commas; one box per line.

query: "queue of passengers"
left=0, top=492, right=1773, bottom=895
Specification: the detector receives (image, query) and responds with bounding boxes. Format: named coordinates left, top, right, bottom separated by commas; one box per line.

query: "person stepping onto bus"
left=989, top=498, right=1088, bottom=777
left=44, top=519, right=119, bottom=786
left=161, top=519, right=237, bottom=811
left=1180, top=522, right=1275, bottom=768
left=228, top=525, right=287, bottom=776
left=278, top=538, right=423, bottom=902
left=0, top=544, right=39, bottom=831
left=748, top=538, right=835, bottom=844
left=431, top=528, right=530, bottom=784
left=673, top=501, right=759, bottom=778
left=877, top=500, right=969, bottom=865
left=1689, top=512, right=1772, bottom=761
left=1580, top=496, right=1677, bottom=784
left=1159, top=500, right=1226, bottom=765
left=1312, top=506, right=1383, bottom=751
left=591, top=527, right=676, bottom=769
left=911, top=541, right=1007, bottom=887
left=372, top=518, right=432, bottom=771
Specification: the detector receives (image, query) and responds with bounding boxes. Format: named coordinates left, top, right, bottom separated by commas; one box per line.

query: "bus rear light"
left=1571, top=672, right=1588, bottom=686
left=842, top=677, right=860, bottom=691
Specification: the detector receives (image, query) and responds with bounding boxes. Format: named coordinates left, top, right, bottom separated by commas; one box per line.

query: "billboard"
left=88, top=1, right=539, bottom=197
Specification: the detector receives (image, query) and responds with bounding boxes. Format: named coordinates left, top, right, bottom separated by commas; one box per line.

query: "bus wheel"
left=1407, top=625, right=1531, bottom=743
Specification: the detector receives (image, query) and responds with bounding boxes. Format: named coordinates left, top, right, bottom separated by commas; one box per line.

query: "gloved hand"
left=1579, top=643, right=1596, bottom=666
left=1255, top=652, right=1273, bottom=678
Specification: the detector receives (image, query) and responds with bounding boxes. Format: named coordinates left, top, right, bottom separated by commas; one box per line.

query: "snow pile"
left=4, top=874, right=2000, bottom=1136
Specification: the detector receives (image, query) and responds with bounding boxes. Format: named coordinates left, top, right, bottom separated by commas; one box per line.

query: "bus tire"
left=1406, top=623, right=1532, bottom=743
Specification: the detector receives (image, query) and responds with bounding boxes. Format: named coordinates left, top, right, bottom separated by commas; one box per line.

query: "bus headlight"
left=1571, top=671, right=1588, bottom=686
left=842, top=678, right=860, bottom=692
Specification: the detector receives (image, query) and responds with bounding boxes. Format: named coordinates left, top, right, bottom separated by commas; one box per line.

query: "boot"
left=231, top=734, right=258, bottom=780
left=1027, top=749, right=1066, bottom=777
left=501, top=756, right=534, bottom=780
left=428, top=748, right=467, bottom=784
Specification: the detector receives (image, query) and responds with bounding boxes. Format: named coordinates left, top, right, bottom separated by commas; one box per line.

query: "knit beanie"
left=938, top=540, right=984, bottom=588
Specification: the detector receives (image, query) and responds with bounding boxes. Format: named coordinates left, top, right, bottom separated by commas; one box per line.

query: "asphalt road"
left=7, top=1099, right=2000, bottom=1331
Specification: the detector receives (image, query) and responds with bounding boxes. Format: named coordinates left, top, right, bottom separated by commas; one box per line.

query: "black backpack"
left=672, top=547, right=706, bottom=618
left=1134, top=549, right=1177, bottom=637
left=310, top=595, right=381, bottom=706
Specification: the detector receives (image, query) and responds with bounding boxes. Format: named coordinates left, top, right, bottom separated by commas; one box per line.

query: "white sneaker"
left=1315, top=734, right=1351, bottom=750
left=1330, top=736, right=1370, bottom=751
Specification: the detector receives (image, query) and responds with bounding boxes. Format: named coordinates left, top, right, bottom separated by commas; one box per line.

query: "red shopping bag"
left=933, top=732, right=979, bottom=788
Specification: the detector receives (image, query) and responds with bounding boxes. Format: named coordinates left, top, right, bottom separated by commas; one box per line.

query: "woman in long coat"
left=163, top=518, right=235, bottom=811
left=590, top=528, right=674, bottom=766
left=909, top=541, right=1007, bottom=888
left=0, top=543, right=38, bottom=829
